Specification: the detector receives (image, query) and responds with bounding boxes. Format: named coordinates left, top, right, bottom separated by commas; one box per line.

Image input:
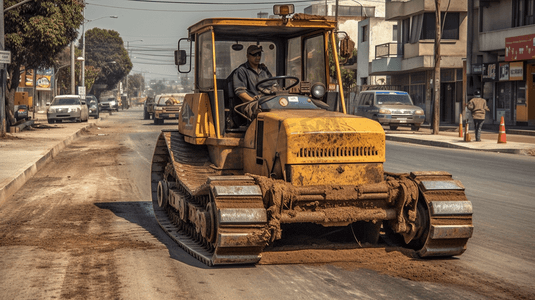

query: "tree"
left=4, top=0, right=84, bottom=123
left=54, top=46, right=100, bottom=95
left=127, top=73, right=144, bottom=97
left=82, top=28, right=132, bottom=98
left=150, top=81, right=167, bottom=95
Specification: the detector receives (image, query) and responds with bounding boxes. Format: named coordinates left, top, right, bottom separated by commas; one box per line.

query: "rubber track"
left=151, top=130, right=268, bottom=266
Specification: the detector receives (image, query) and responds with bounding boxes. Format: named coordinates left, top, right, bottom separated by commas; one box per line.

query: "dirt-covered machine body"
left=151, top=6, right=473, bottom=266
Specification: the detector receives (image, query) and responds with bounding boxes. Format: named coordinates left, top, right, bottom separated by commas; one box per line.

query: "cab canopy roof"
left=187, top=14, right=336, bottom=41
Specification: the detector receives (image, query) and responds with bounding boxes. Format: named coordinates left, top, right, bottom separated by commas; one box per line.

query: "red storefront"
left=505, top=33, right=535, bottom=126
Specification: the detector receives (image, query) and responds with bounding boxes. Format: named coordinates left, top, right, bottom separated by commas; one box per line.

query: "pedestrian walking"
left=467, top=90, right=490, bottom=142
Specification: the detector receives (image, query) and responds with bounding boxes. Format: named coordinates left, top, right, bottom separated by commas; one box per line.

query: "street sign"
left=0, top=50, right=11, bottom=64
left=78, top=86, right=86, bottom=99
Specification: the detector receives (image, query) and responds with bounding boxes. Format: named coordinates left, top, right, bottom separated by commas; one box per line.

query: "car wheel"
left=48, top=119, right=54, bottom=124
left=411, top=124, right=420, bottom=131
left=154, top=118, right=159, bottom=125
left=94, top=114, right=99, bottom=119
left=389, top=125, right=398, bottom=130
left=144, top=109, right=149, bottom=120
left=75, top=118, right=81, bottom=123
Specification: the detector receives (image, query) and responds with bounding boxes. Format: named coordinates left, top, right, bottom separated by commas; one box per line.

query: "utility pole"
left=70, top=42, right=75, bottom=94
left=1, top=0, right=6, bottom=135
left=432, top=0, right=442, bottom=134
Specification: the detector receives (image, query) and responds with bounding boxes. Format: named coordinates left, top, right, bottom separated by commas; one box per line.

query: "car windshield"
left=376, top=94, right=413, bottom=105
left=51, top=98, right=80, bottom=106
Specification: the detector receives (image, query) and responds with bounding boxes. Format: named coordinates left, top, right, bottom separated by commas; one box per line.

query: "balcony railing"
left=375, top=42, right=399, bottom=59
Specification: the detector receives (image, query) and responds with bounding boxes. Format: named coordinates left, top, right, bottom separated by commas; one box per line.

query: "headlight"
left=415, top=110, right=424, bottom=115
left=311, top=83, right=326, bottom=99
left=379, top=109, right=391, bottom=114
left=48, top=108, right=56, bottom=113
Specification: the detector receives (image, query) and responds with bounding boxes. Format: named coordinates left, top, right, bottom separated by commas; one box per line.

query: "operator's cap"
left=247, top=45, right=263, bottom=55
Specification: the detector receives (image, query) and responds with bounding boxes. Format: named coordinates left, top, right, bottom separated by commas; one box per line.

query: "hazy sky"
left=84, top=0, right=320, bottom=81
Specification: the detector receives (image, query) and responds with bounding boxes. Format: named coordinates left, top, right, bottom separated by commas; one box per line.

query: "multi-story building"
left=467, top=0, right=535, bottom=126
left=365, top=0, right=468, bottom=124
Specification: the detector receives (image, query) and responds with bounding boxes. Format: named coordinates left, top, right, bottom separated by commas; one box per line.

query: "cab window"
left=286, top=37, right=302, bottom=80
left=304, top=35, right=326, bottom=85
left=363, top=94, right=373, bottom=106
left=214, top=41, right=277, bottom=80
left=198, top=31, right=214, bottom=90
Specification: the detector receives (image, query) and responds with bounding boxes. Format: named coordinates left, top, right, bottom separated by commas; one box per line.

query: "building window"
left=420, top=13, right=460, bottom=40
left=361, top=77, right=368, bottom=85
left=402, top=19, right=410, bottom=44
left=513, top=0, right=535, bottom=27
left=393, top=25, right=398, bottom=42
left=362, top=25, right=368, bottom=42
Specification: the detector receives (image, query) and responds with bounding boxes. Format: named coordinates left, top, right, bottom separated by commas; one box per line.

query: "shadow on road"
left=95, top=201, right=213, bottom=269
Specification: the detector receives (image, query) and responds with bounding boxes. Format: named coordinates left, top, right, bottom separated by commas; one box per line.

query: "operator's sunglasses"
left=248, top=52, right=262, bottom=57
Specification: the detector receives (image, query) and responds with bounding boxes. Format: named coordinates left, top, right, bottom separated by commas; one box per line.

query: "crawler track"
left=151, top=131, right=269, bottom=266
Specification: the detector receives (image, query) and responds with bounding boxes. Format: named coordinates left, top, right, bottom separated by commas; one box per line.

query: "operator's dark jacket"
left=232, top=62, right=273, bottom=99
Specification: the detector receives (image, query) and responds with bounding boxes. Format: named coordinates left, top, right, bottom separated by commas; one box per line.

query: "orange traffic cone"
left=497, top=116, right=507, bottom=143
left=464, top=122, right=471, bottom=142
left=459, top=114, right=463, bottom=138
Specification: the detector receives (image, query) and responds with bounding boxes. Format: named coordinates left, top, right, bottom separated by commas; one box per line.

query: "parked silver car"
left=100, top=97, right=119, bottom=112
left=47, top=95, right=89, bottom=124
left=353, top=90, right=425, bottom=131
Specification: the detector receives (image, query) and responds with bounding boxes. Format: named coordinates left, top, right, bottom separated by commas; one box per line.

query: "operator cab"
left=175, top=5, right=349, bottom=135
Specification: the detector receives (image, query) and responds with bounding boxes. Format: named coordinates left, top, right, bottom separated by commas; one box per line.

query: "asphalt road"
left=0, top=108, right=533, bottom=299
left=384, top=141, right=535, bottom=294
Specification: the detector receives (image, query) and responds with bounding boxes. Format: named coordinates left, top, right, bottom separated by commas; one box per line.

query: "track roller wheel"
left=201, top=202, right=216, bottom=243
left=157, top=180, right=169, bottom=208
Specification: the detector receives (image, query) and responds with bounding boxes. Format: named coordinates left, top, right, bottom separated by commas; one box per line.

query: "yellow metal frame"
left=211, top=30, right=221, bottom=138
left=330, top=31, right=346, bottom=114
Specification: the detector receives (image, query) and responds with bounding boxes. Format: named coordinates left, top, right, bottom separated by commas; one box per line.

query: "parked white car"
left=47, top=95, right=89, bottom=124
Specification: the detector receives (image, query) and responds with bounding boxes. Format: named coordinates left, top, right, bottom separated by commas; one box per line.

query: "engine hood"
left=253, top=110, right=385, bottom=165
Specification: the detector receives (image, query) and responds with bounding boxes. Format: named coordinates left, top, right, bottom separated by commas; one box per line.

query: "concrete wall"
left=386, top=0, right=467, bottom=20
left=480, top=0, right=512, bottom=32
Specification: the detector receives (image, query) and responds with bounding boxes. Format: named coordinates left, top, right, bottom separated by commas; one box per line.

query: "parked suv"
left=143, top=96, right=155, bottom=119
left=47, top=95, right=89, bottom=124
left=353, top=90, right=425, bottom=131
left=100, top=97, right=119, bottom=112
left=153, top=93, right=185, bottom=125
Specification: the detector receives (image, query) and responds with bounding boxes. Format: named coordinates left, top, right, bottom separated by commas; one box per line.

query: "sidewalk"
left=0, top=113, right=104, bottom=206
left=386, top=126, right=535, bottom=155
left=1, top=113, right=534, bottom=205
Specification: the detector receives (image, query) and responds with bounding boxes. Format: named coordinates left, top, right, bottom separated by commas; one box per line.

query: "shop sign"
left=499, top=63, right=509, bottom=81
left=36, top=68, right=53, bottom=91
left=472, top=64, right=483, bottom=74
left=510, top=62, right=524, bottom=81
left=505, top=33, right=535, bottom=61
left=482, top=63, right=497, bottom=82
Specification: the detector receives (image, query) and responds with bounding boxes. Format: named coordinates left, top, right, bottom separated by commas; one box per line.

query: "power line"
left=87, top=2, right=279, bottom=12
left=127, top=0, right=314, bottom=4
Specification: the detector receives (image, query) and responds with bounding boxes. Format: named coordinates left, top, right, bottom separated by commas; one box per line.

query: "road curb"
left=386, top=135, right=526, bottom=154
left=0, top=122, right=97, bottom=206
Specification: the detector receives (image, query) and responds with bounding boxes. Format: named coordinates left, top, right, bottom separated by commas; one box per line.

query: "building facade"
left=367, top=0, right=468, bottom=124
left=467, top=0, right=535, bottom=126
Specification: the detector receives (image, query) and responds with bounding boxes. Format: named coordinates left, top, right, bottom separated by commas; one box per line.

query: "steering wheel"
left=255, top=75, right=300, bottom=94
